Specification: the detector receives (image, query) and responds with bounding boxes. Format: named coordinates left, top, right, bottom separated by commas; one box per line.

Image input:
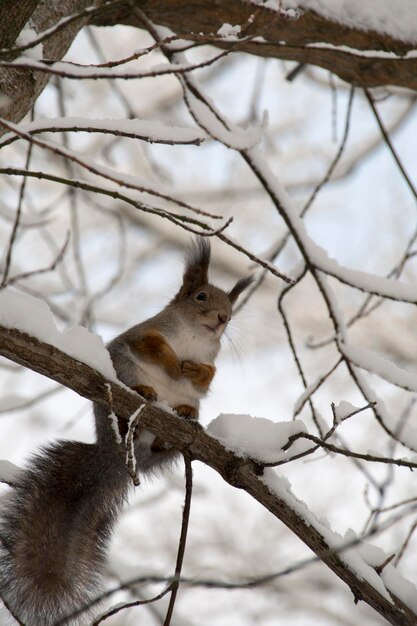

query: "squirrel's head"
left=172, top=238, right=253, bottom=338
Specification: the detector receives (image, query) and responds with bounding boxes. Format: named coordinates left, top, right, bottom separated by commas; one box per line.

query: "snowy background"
left=1, top=12, right=417, bottom=626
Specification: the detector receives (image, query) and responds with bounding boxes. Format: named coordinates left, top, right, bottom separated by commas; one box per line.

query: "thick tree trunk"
left=0, top=0, right=98, bottom=132
left=0, top=0, right=40, bottom=49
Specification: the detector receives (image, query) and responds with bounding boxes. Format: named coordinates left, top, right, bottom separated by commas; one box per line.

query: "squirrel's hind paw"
left=174, top=404, right=198, bottom=420
left=132, top=384, right=157, bottom=402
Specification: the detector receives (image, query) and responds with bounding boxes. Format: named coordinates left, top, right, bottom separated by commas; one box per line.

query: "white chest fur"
left=168, top=324, right=217, bottom=363
left=133, top=320, right=219, bottom=409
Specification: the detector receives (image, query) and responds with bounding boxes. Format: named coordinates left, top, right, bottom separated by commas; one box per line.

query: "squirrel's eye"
left=196, top=291, right=207, bottom=301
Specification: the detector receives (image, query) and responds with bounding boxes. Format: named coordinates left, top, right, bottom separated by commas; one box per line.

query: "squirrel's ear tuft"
left=174, top=237, right=211, bottom=300
left=228, top=276, right=254, bottom=305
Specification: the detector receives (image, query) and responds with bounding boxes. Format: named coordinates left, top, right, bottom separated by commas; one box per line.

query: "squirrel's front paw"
left=164, top=357, right=182, bottom=380
left=181, top=361, right=215, bottom=390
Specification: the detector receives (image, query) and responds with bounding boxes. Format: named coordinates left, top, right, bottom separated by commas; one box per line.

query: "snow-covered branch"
left=90, top=0, right=417, bottom=90
left=0, top=294, right=417, bottom=625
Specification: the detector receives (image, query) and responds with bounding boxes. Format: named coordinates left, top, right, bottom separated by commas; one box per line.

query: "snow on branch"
left=0, top=118, right=220, bottom=221
left=2, top=0, right=417, bottom=145
left=0, top=289, right=116, bottom=380
left=342, top=343, right=417, bottom=394
left=89, top=0, right=417, bottom=90
left=2, top=47, right=238, bottom=81
left=255, top=0, right=417, bottom=45
left=0, top=117, right=207, bottom=149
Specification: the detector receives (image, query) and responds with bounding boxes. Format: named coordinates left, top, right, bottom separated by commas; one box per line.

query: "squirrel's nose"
left=218, top=313, right=228, bottom=325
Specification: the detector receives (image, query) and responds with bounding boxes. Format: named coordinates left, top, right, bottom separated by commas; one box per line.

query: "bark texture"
left=0, top=0, right=98, bottom=131
left=91, top=0, right=417, bottom=89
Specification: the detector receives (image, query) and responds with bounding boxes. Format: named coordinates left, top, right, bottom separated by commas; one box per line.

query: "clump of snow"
left=251, top=0, right=417, bottom=45
left=342, top=343, right=417, bottom=393
left=15, top=27, right=43, bottom=61
left=292, top=0, right=417, bottom=44
left=217, top=24, right=242, bottom=38
left=356, top=541, right=388, bottom=567
left=382, top=565, right=417, bottom=613
left=186, top=92, right=262, bottom=150
left=0, top=290, right=116, bottom=380
left=334, top=400, right=361, bottom=421
left=251, top=1, right=303, bottom=19
left=207, top=413, right=308, bottom=463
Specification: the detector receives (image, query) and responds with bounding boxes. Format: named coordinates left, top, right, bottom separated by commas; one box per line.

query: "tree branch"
left=1, top=0, right=417, bottom=140
left=0, top=323, right=416, bottom=626
left=90, top=0, right=417, bottom=90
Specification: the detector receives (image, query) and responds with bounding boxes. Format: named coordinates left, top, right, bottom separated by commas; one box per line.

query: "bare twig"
left=5, top=231, right=70, bottom=287
left=163, top=453, right=193, bottom=626
left=0, top=118, right=222, bottom=221
left=394, top=519, right=417, bottom=565
left=271, top=431, right=417, bottom=470
left=364, top=89, right=417, bottom=203
left=1, top=110, right=34, bottom=287
left=277, top=265, right=325, bottom=434
left=1, top=42, right=249, bottom=81
left=90, top=586, right=171, bottom=626
left=0, top=167, right=231, bottom=237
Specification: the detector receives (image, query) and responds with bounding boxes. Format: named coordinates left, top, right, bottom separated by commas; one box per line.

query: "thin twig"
left=0, top=385, right=62, bottom=414
left=277, top=265, right=325, bottom=435
left=5, top=231, right=70, bottom=287
left=0, top=167, right=231, bottom=237
left=234, top=83, right=355, bottom=314
left=56, top=78, right=88, bottom=304
left=269, top=431, right=417, bottom=470
left=90, top=586, right=171, bottom=626
left=293, top=358, right=343, bottom=418
left=1, top=110, right=34, bottom=287
left=394, top=519, right=417, bottom=565
left=163, top=453, right=193, bottom=626
left=364, top=89, right=417, bottom=203
left=0, top=117, right=222, bottom=221
left=3, top=43, right=250, bottom=81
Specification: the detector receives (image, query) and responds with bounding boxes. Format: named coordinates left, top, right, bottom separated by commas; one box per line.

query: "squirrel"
left=0, top=238, right=252, bottom=626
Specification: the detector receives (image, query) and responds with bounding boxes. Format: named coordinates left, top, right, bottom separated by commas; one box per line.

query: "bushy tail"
left=0, top=440, right=127, bottom=625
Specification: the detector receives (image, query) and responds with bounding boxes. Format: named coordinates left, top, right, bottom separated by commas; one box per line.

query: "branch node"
left=225, top=457, right=263, bottom=487
left=374, top=553, right=396, bottom=575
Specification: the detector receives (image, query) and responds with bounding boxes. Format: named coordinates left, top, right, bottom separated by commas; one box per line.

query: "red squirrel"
left=0, top=238, right=252, bottom=625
